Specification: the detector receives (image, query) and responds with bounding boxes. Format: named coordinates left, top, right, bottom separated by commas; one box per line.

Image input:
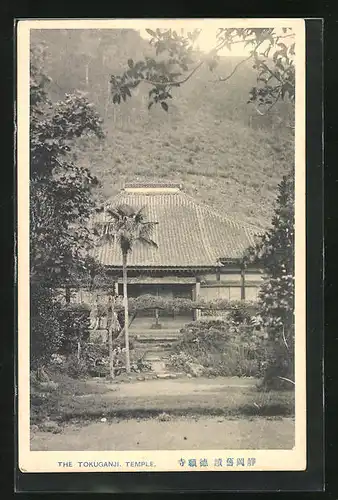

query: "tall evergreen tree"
left=247, top=171, right=295, bottom=387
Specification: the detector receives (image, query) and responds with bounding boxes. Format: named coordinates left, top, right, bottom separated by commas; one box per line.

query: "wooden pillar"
left=65, top=285, right=71, bottom=304
left=195, top=280, right=201, bottom=321
left=155, top=286, right=160, bottom=327
left=240, top=263, right=246, bottom=301
left=114, top=281, right=119, bottom=297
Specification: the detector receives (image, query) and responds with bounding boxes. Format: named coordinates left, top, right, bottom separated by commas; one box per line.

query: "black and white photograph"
left=17, top=19, right=306, bottom=473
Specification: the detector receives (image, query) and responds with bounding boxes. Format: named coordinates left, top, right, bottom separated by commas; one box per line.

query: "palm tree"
left=100, top=204, right=158, bottom=373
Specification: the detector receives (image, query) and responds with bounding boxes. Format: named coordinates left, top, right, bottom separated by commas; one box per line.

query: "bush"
left=261, top=335, right=295, bottom=390
left=62, top=355, right=93, bottom=379
left=227, top=303, right=255, bottom=324
left=30, top=285, right=92, bottom=371
left=174, top=319, right=231, bottom=355
left=168, top=352, right=196, bottom=372
left=57, top=340, right=152, bottom=379
left=59, top=303, right=91, bottom=355
left=169, top=318, right=270, bottom=378
left=30, top=283, right=64, bottom=370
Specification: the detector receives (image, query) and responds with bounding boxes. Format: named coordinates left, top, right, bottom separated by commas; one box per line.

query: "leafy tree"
left=245, top=171, right=295, bottom=387
left=30, top=45, right=104, bottom=369
left=109, top=27, right=295, bottom=118
left=97, top=204, right=158, bottom=372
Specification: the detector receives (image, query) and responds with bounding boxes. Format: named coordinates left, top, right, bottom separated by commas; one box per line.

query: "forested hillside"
left=30, top=28, right=294, bottom=228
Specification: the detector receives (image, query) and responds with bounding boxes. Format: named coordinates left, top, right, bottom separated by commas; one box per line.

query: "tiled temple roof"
left=90, top=183, right=261, bottom=268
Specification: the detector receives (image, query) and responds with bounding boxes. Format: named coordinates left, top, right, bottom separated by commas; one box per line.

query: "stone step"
left=133, top=333, right=179, bottom=337
left=133, top=334, right=180, bottom=342
left=130, top=328, right=181, bottom=335
left=144, top=353, right=171, bottom=361
left=134, top=341, right=178, bottom=347
left=136, top=344, right=174, bottom=352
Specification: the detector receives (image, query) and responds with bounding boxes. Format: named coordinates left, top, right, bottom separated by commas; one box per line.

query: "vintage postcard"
left=17, top=18, right=306, bottom=473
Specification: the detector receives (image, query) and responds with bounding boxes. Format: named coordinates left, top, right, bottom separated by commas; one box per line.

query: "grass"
left=31, top=372, right=295, bottom=451
left=31, top=371, right=294, bottom=426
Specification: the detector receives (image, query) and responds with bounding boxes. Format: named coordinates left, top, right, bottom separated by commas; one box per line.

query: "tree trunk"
left=113, top=312, right=137, bottom=344
left=155, top=308, right=159, bottom=326
left=77, top=340, right=81, bottom=361
left=122, top=253, right=131, bottom=373
left=85, top=63, right=89, bottom=88
left=240, top=264, right=246, bottom=301
left=107, top=296, right=115, bottom=380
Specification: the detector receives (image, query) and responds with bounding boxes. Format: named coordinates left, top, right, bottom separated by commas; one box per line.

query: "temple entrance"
left=117, top=283, right=194, bottom=331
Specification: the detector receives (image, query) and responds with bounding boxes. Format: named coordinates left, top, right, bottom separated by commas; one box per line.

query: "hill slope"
left=31, top=29, right=294, bottom=228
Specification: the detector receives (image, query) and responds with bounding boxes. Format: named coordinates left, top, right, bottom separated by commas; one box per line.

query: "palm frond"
left=139, top=221, right=158, bottom=241
left=115, top=204, right=136, bottom=218
left=105, top=207, right=121, bottom=220
left=96, top=203, right=158, bottom=255
left=137, top=236, right=158, bottom=249
left=133, top=206, right=146, bottom=223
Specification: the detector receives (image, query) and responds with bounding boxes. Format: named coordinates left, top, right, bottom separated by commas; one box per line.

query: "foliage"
left=216, top=28, right=295, bottom=112
left=110, top=27, right=295, bottom=116
left=30, top=283, right=64, bottom=370
left=246, top=171, right=295, bottom=387
left=30, top=47, right=104, bottom=283
left=59, top=304, right=91, bottom=355
left=167, top=352, right=197, bottom=372
left=106, top=294, right=259, bottom=314
left=62, top=356, right=92, bottom=379
left=97, top=204, right=158, bottom=254
left=227, top=302, right=257, bottom=324
left=175, top=319, right=232, bottom=350
left=169, top=318, right=270, bottom=378
left=30, top=45, right=104, bottom=368
left=58, top=342, right=150, bottom=379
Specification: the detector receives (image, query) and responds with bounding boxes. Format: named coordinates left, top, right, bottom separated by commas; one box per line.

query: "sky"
left=137, top=22, right=295, bottom=57
left=139, top=26, right=250, bottom=57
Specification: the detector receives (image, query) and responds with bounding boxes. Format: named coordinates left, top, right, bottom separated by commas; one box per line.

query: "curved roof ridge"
left=181, top=192, right=263, bottom=235
left=124, top=181, right=182, bottom=188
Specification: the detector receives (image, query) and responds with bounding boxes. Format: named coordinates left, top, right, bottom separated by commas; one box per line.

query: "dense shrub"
left=62, top=355, right=94, bottom=379
left=175, top=320, right=231, bottom=354
left=56, top=340, right=152, bottom=379
left=246, top=173, right=295, bottom=389
left=59, top=303, right=91, bottom=355
left=261, top=338, right=295, bottom=390
left=168, top=352, right=197, bottom=372
left=169, top=318, right=270, bottom=378
left=227, top=303, right=256, bottom=324
left=30, top=283, right=64, bottom=371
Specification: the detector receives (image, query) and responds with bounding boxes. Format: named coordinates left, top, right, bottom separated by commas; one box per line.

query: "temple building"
left=82, top=182, right=265, bottom=333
